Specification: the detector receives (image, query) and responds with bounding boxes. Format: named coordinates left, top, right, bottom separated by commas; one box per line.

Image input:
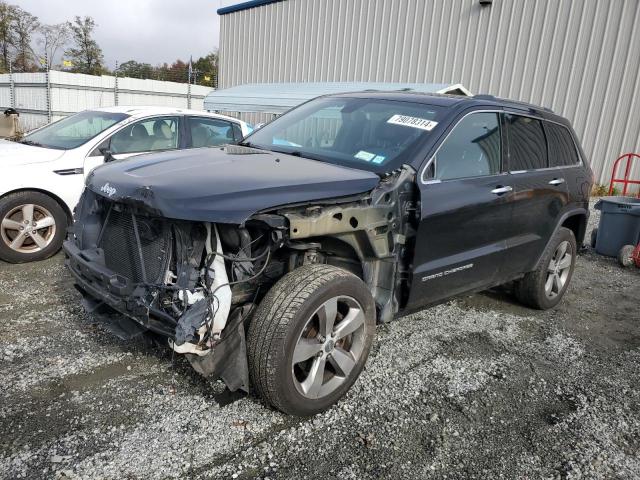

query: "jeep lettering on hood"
left=100, top=182, right=117, bottom=197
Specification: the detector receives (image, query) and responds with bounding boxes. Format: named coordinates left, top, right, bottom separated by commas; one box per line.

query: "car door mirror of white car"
left=100, top=148, right=116, bottom=163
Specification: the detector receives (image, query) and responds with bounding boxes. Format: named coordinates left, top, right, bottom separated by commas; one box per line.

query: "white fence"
left=0, top=70, right=213, bottom=133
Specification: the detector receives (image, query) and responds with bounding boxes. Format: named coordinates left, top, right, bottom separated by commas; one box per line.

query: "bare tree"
left=12, top=6, right=39, bottom=71
left=38, top=23, right=69, bottom=68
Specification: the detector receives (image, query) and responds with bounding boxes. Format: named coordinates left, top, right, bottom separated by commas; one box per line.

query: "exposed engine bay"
left=64, top=166, right=418, bottom=393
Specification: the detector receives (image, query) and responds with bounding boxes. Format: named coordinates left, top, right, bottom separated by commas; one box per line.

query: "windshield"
left=242, top=96, right=443, bottom=172
left=22, top=110, right=129, bottom=150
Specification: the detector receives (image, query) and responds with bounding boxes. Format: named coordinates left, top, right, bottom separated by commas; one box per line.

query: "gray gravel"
left=1, top=202, right=639, bottom=479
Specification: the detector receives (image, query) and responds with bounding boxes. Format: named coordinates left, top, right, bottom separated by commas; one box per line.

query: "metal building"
left=217, top=0, right=640, bottom=188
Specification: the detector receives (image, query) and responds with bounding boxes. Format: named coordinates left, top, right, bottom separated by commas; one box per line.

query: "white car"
left=0, top=106, right=252, bottom=263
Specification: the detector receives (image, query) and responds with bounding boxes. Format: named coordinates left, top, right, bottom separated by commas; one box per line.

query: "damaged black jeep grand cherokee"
left=64, top=92, right=592, bottom=416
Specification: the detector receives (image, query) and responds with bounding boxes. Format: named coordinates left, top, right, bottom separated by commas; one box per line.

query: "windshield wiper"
left=20, top=139, right=44, bottom=147
left=238, top=140, right=262, bottom=149
left=267, top=147, right=310, bottom=158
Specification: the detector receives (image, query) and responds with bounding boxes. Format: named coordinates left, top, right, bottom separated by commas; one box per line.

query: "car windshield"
left=21, top=110, right=129, bottom=150
left=242, top=96, right=443, bottom=172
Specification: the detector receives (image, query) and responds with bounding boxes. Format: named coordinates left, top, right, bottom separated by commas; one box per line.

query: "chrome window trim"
left=420, top=108, right=585, bottom=185
left=502, top=110, right=584, bottom=172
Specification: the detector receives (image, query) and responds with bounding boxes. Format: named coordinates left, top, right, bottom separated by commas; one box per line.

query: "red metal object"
left=609, top=153, right=640, bottom=197
left=633, top=243, right=640, bottom=268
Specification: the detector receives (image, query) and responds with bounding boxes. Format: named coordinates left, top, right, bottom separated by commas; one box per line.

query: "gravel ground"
left=0, top=202, right=639, bottom=480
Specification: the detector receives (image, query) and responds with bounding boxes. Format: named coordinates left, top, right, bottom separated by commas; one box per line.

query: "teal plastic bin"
left=593, top=196, right=640, bottom=257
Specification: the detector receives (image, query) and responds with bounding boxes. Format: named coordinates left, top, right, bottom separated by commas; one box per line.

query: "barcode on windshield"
left=387, top=114, right=438, bottom=131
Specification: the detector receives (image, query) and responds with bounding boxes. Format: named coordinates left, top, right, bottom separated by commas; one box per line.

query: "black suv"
left=64, top=92, right=592, bottom=415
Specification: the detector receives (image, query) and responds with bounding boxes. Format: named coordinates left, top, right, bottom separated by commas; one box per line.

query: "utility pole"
left=8, top=60, right=14, bottom=109
left=114, top=60, right=119, bottom=106
left=44, top=51, right=52, bottom=123
left=187, top=56, right=192, bottom=109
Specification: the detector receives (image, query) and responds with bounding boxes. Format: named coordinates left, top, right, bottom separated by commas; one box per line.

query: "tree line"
left=0, top=1, right=218, bottom=86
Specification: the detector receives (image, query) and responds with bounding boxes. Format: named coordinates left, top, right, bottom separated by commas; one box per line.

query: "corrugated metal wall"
left=219, top=0, right=640, bottom=189
left=0, top=71, right=213, bottom=132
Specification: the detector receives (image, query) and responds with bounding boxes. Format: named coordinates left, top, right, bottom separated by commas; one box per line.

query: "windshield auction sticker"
left=387, top=114, right=438, bottom=131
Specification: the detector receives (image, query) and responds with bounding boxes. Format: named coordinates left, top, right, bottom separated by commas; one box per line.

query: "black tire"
left=617, top=245, right=636, bottom=268
left=0, top=191, right=68, bottom=263
left=590, top=228, right=598, bottom=248
left=514, top=227, right=577, bottom=310
left=247, top=264, right=375, bottom=416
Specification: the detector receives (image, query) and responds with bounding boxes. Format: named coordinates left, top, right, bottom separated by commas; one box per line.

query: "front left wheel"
left=0, top=191, right=68, bottom=263
left=247, top=264, right=375, bottom=416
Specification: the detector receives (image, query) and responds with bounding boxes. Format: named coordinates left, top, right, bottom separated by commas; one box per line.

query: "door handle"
left=548, top=178, right=565, bottom=186
left=491, top=186, right=513, bottom=195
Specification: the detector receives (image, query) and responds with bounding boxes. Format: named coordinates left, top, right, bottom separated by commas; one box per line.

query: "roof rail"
left=473, top=94, right=496, bottom=100
left=473, top=93, right=554, bottom=114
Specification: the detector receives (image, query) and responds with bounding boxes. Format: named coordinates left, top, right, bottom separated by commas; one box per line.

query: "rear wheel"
left=514, top=227, right=577, bottom=310
left=617, top=245, right=636, bottom=268
left=247, top=264, right=375, bottom=416
left=590, top=228, right=598, bottom=248
left=0, top=191, right=68, bottom=263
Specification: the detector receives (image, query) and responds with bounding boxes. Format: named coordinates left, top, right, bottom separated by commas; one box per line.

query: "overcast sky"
left=14, top=0, right=238, bottom=67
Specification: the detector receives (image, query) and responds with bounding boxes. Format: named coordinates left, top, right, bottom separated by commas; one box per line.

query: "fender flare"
left=533, top=207, right=589, bottom=270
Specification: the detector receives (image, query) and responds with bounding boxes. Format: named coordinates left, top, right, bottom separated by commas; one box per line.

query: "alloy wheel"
left=545, top=240, right=572, bottom=299
left=292, top=295, right=366, bottom=399
left=0, top=203, right=57, bottom=253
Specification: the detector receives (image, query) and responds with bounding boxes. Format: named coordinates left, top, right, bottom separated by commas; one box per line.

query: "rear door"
left=186, top=116, right=242, bottom=148
left=407, top=110, right=515, bottom=308
left=500, top=113, right=569, bottom=277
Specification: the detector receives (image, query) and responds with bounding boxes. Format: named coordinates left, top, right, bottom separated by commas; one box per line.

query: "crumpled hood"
left=0, top=139, right=66, bottom=166
left=86, top=145, right=380, bottom=223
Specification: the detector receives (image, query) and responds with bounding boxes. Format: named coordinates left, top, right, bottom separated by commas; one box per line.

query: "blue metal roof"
left=203, top=82, right=472, bottom=114
left=217, top=0, right=284, bottom=15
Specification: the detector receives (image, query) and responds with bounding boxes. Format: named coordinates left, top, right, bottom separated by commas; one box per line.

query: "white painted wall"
left=0, top=70, right=213, bottom=132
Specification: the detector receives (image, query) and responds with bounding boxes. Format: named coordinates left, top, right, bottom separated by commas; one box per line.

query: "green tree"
left=193, top=51, right=218, bottom=86
left=0, top=2, right=17, bottom=72
left=12, top=6, right=39, bottom=72
left=118, top=60, right=153, bottom=79
left=65, top=16, right=104, bottom=75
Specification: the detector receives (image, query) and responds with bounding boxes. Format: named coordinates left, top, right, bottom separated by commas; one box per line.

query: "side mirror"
left=100, top=148, right=115, bottom=163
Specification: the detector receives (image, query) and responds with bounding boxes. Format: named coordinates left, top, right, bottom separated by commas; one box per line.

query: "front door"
left=408, top=111, right=515, bottom=308
left=84, top=116, right=182, bottom=180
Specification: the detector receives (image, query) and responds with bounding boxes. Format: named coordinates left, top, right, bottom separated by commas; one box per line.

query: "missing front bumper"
left=63, top=239, right=250, bottom=392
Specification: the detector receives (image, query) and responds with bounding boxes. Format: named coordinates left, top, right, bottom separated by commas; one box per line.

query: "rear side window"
left=431, top=112, right=502, bottom=181
left=507, top=114, right=547, bottom=171
left=546, top=123, right=580, bottom=167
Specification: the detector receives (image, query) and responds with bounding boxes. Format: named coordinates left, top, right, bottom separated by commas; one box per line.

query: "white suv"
left=0, top=106, right=251, bottom=263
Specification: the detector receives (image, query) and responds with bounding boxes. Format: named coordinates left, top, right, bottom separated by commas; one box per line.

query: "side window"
left=507, top=114, right=547, bottom=171
left=545, top=122, right=579, bottom=167
left=431, top=112, right=502, bottom=181
left=231, top=123, right=243, bottom=141
left=188, top=117, right=237, bottom=148
left=109, top=117, right=180, bottom=154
